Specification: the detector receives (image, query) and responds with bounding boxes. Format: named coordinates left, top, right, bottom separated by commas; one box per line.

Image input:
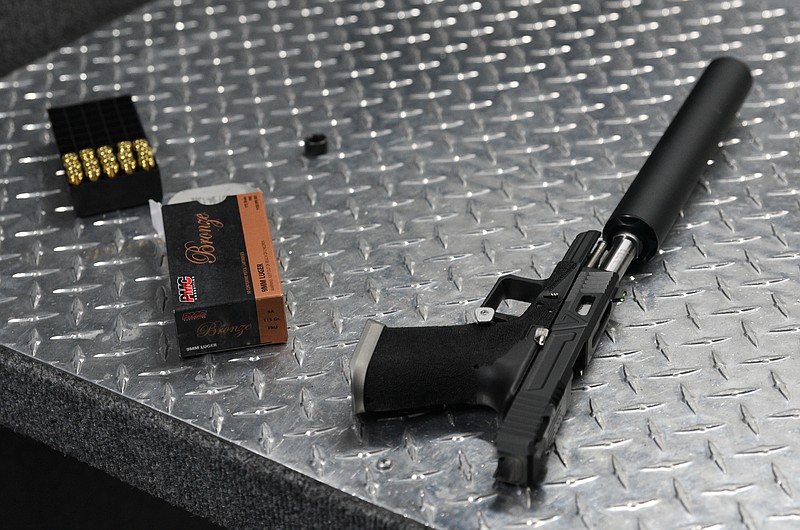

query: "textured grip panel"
left=361, top=317, right=531, bottom=413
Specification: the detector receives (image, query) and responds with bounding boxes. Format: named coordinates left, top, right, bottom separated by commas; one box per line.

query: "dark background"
left=1, top=1, right=219, bottom=527
left=0, top=428, right=220, bottom=529
left=0, top=0, right=148, bottom=76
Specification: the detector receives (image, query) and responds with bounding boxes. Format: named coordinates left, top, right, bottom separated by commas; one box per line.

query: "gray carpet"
left=0, top=0, right=148, bottom=77
left=0, top=346, right=421, bottom=529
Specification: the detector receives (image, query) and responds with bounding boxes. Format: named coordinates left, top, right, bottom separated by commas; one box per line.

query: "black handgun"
left=350, top=57, right=753, bottom=486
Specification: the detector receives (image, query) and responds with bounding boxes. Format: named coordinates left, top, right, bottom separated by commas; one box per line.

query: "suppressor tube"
left=603, top=57, right=752, bottom=263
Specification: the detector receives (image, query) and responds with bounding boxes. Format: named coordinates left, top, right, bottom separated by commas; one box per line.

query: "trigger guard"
left=482, top=275, right=545, bottom=311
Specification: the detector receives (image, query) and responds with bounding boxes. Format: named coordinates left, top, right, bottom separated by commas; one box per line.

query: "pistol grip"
left=351, top=317, right=531, bottom=415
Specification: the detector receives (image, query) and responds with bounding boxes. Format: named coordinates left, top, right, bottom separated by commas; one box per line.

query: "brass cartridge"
left=79, top=148, right=101, bottom=182
left=133, top=138, right=155, bottom=171
left=62, top=152, right=83, bottom=186
left=117, top=141, right=137, bottom=174
left=97, top=145, right=119, bottom=178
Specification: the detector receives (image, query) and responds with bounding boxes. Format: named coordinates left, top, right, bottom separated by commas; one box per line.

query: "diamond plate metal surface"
left=2, top=0, right=800, bottom=527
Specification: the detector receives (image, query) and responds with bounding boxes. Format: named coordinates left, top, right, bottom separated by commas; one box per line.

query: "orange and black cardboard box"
left=163, top=192, right=288, bottom=357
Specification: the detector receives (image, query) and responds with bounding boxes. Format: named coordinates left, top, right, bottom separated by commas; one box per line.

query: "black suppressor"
left=603, top=57, right=753, bottom=262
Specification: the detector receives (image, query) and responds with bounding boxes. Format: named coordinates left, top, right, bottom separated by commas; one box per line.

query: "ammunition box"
left=162, top=192, right=288, bottom=357
left=48, top=96, right=162, bottom=217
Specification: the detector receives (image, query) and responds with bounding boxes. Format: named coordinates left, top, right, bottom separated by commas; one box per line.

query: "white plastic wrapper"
left=149, top=183, right=258, bottom=238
